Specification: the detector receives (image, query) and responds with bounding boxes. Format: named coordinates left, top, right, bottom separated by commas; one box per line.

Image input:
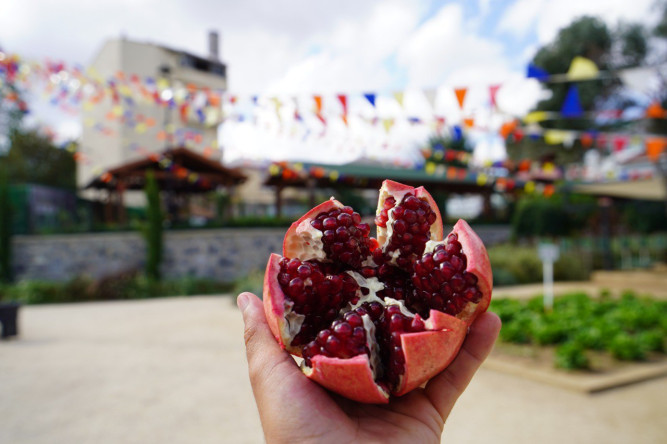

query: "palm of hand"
left=239, top=291, right=500, bottom=444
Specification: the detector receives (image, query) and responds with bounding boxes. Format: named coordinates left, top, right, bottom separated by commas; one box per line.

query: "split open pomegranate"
left=264, top=180, right=492, bottom=403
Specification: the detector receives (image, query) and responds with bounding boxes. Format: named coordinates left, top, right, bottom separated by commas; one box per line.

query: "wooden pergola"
left=85, top=147, right=247, bottom=223
left=264, top=162, right=515, bottom=217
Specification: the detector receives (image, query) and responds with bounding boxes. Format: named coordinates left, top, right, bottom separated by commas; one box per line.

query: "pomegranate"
left=263, top=180, right=492, bottom=403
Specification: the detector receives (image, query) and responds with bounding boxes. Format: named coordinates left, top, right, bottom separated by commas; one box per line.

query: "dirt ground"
left=1, top=294, right=665, bottom=444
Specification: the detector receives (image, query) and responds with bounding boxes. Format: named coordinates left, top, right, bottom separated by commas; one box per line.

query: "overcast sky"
left=0, top=0, right=657, bottom=164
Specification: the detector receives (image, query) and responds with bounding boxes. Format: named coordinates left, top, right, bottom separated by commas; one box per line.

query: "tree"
left=507, top=15, right=656, bottom=164
left=5, top=130, right=77, bottom=190
left=144, top=170, right=163, bottom=280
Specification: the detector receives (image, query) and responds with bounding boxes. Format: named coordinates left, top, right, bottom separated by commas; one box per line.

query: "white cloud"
left=497, top=0, right=545, bottom=39
left=497, top=0, right=655, bottom=44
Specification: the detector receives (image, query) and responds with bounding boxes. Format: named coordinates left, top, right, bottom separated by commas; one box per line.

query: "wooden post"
left=117, top=180, right=127, bottom=226
left=307, top=178, right=316, bottom=209
left=275, top=185, right=284, bottom=218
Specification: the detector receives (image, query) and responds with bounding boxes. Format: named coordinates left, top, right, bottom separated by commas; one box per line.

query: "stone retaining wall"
left=13, top=229, right=284, bottom=282
left=12, top=225, right=509, bottom=282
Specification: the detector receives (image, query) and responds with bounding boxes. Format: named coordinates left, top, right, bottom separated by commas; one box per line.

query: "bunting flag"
left=561, top=84, right=583, bottom=118
left=646, top=101, right=667, bottom=119
left=646, top=137, right=666, bottom=161
left=313, top=95, right=323, bottom=115
left=613, top=135, right=628, bottom=152
left=363, top=93, right=376, bottom=107
left=423, top=88, right=437, bottom=112
left=566, top=56, right=599, bottom=81
left=489, top=84, right=501, bottom=108
left=527, top=64, right=549, bottom=80
left=337, top=94, right=348, bottom=115
left=382, top=118, right=395, bottom=133
left=454, top=87, right=467, bottom=110
left=393, top=91, right=405, bottom=108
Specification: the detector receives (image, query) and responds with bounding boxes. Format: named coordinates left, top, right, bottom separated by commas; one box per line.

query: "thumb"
left=237, top=292, right=298, bottom=388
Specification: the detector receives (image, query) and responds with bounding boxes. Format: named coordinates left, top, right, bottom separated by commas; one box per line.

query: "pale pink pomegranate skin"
left=262, top=181, right=493, bottom=403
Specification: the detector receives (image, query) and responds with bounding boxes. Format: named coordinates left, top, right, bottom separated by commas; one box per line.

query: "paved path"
left=1, top=296, right=665, bottom=444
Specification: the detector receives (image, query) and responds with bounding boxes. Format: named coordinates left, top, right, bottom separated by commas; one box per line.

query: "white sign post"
left=538, top=243, right=560, bottom=312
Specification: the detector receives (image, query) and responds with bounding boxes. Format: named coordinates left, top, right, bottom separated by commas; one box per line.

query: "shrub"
left=608, top=333, right=646, bottom=361
left=0, top=166, right=11, bottom=284
left=144, top=170, right=163, bottom=280
left=488, top=244, right=590, bottom=285
left=555, top=342, right=590, bottom=370
left=232, top=269, right=265, bottom=299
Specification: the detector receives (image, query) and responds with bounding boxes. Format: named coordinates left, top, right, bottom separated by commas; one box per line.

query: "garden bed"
left=487, top=291, right=667, bottom=392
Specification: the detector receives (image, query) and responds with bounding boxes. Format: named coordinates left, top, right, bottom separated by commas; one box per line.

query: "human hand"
left=238, top=291, right=501, bottom=444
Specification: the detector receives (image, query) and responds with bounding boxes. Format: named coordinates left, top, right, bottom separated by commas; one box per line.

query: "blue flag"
left=561, top=84, right=583, bottom=118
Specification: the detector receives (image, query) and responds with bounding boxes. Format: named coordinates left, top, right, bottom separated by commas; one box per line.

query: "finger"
left=424, top=311, right=501, bottom=419
left=237, top=292, right=299, bottom=389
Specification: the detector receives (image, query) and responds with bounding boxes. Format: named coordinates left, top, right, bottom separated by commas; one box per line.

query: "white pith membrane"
left=376, top=186, right=411, bottom=251
left=284, top=218, right=328, bottom=262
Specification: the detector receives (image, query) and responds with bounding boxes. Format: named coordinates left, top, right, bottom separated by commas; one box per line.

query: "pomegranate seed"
left=325, top=335, right=342, bottom=354
left=333, top=322, right=352, bottom=337
left=297, top=264, right=312, bottom=278
left=393, top=219, right=407, bottom=234
left=433, top=250, right=447, bottom=264
left=337, top=213, right=353, bottom=227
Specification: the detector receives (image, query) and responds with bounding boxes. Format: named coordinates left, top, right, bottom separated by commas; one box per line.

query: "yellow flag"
left=523, top=111, right=550, bottom=124
left=393, top=91, right=405, bottom=108
left=544, top=130, right=568, bottom=145
left=567, top=56, right=599, bottom=81
left=382, top=119, right=395, bottom=133
left=425, top=162, right=436, bottom=175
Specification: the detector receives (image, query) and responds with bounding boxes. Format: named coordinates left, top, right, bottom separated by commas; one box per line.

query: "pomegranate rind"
left=394, top=311, right=467, bottom=396
left=452, top=219, right=493, bottom=324
left=283, top=198, right=344, bottom=259
left=376, top=180, right=444, bottom=247
left=303, top=354, right=391, bottom=404
left=263, top=253, right=303, bottom=355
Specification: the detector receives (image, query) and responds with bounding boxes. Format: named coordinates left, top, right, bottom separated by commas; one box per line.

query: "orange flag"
left=314, top=95, right=323, bottom=114
left=463, top=117, right=475, bottom=128
left=646, top=101, right=666, bottom=119
left=646, top=137, right=666, bottom=161
left=454, top=87, right=467, bottom=110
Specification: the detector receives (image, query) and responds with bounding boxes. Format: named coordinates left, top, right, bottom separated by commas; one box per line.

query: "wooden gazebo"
left=85, top=147, right=247, bottom=223
left=264, top=161, right=513, bottom=217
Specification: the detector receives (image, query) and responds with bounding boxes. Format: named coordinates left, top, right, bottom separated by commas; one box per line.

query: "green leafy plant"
left=555, top=341, right=590, bottom=370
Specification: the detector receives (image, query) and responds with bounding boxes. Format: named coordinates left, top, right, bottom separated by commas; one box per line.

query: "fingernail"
left=237, top=293, right=250, bottom=312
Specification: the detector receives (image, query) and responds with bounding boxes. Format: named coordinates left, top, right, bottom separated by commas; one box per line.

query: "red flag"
left=454, top=88, right=467, bottom=109
left=489, top=84, right=501, bottom=108
left=613, top=135, right=628, bottom=152
left=337, top=94, right=347, bottom=115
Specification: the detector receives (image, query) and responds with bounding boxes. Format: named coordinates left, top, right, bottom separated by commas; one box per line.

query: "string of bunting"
left=1, top=50, right=664, bottom=186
